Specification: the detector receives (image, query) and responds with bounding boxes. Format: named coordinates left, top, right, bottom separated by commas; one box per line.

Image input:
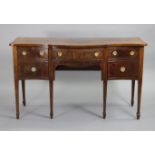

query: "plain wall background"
left=0, top=24, right=154, bottom=130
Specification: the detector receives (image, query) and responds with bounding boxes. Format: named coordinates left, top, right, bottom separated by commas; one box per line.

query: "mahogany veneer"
left=10, top=37, right=147, bottom=119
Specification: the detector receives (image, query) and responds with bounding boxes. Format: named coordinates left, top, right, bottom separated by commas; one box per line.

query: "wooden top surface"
left=10, top=37, right=147, bottom=47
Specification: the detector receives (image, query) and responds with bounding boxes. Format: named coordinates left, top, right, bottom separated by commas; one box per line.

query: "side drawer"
left=107, top=47, right=139, bottom=60
left=108, top=61, right=138, bottom=79
left=17, top=46, right=48, bottom=63
left=18, top=62, right=48, bottom=80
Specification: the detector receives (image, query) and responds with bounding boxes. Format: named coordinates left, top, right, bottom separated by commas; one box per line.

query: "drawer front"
left=18, top=62, right=48, bottom=79
left=17, top=46, right=48, bottom=63
left=52, top=47, right=104, bottom=61
left=107, top=47, right=139, bottom=59
left=108, top=61, right=138, bottom=79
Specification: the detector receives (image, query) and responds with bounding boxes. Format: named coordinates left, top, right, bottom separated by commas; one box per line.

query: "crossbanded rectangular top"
left=10, top=37, right=147, bottom=47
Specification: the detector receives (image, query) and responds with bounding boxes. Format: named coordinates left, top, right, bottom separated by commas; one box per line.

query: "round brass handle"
left=130, top=51, right=135, bottom=56
left=22, top=51, right=27, bottom=56
left=31, top=67, right=37, bottom=72
left=120, top=66, right=126, bottom=72
left=94, top=52, right=99, bottom=57
left=112, top=51, right=118, bottom=56
left=57, top=51, right=63, bottom=57
left=40, top=50, right=45, bottom=56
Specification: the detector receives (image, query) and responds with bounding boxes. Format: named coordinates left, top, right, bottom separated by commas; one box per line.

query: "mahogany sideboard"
left=10, top=37, right=147, bottom=119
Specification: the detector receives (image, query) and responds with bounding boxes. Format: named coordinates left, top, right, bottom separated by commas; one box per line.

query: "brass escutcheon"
left=120, top=66, right=126, bottom=72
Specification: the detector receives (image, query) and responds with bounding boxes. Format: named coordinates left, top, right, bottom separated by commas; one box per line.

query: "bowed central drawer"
left=52, top=47, right=105, bottom=61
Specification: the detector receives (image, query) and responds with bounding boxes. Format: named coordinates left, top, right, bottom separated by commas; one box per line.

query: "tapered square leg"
left=137, top=79, right=142, bottom=120
left=131, top=80, right=135, bottom=106
left=49, top=80, right=54, bottom=119
left=15, top=80, right=19, bottom=119
left=136, top=47, right=144, bottom=120
left=21, top=80, right=26, bottom=106
left=103, top=80, right=107, bottom=119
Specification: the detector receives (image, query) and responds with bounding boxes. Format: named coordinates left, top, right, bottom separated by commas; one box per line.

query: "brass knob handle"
left=22, top=51, right=27, bottom=56
left=31, top=67, right=37, bottom=72
left=130, top=51, right=135, bottom=56
left=112, top=51, right=118, bottom=56
left=40, top=50, right=45, bottom=56
left=120, top=66, right=126, bottom=72
left=94, top=52, right=99, bottom=57
left=57, top=51, right=62, bottom=57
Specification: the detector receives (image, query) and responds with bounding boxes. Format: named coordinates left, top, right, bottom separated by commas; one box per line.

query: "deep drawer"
left=108, top=61, right=138, bottom=79
left=18, top=62, right=48, bottom=79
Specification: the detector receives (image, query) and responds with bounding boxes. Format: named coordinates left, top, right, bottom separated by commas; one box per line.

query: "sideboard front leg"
left=49, top=80, right=54, bottom=119
left=137, top=47, right=144, bottom=120
left=102, top=60, right=108, bottom=119
left=131, top=80, right=135, bottom=106
left=15, top=80, right=19, bottom=119
left=103, top=80, right=107, bottom=119
left=21, top=80, right=26, bottom=106
left=137, top=79, right=142, bottom=119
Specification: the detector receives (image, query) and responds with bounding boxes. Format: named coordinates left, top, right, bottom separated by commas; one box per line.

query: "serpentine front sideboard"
left=10, top=37, right=147, bottom=119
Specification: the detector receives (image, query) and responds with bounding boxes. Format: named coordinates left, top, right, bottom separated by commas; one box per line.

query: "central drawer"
left=52, top=47, right=105, bottom=61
